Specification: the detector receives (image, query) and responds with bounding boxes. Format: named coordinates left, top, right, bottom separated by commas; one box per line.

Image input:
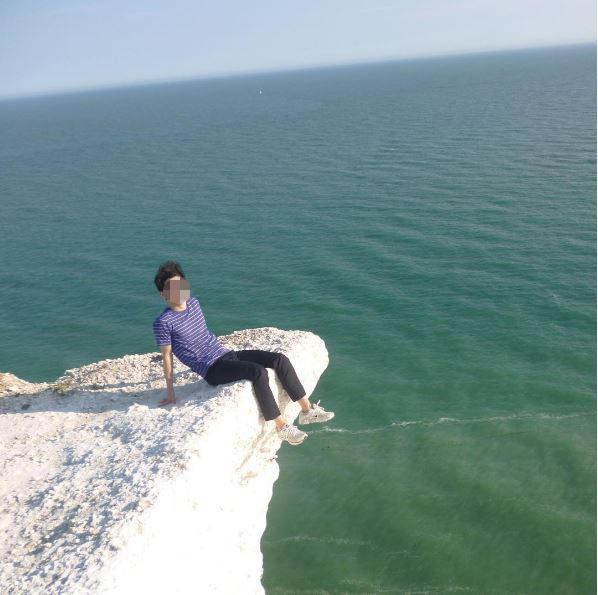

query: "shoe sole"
left=278, top=432, right=308, bottom=446
left=298, top=412, right=335, bottom=425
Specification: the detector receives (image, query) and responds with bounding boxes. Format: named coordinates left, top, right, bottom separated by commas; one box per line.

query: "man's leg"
left=204, top=357, right=283, bottom=423
left=234, top=350, right=309, bottom=411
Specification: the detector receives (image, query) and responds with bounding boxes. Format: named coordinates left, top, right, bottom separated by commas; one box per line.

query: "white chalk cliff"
left=0, top=327, right=329, bottom=594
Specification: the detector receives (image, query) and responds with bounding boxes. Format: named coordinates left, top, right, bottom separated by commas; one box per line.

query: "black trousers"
left=204, top=350, right=307, bottom=421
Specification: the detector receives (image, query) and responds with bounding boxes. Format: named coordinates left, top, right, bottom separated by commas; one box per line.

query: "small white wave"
left=339, top=578, right=481, bottom=593
left=309, top=410, right=593, bottom=435
left=262, top=534, right=375, bottom=548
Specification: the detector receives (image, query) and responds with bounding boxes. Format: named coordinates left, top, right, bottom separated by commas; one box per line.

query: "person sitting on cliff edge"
left=153, top=260, right=334, bottom=446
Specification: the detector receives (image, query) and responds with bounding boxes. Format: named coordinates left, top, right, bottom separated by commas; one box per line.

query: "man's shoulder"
left=189, top=296, right=202, bottom=312
left=153, top=308, right=171, bottom=325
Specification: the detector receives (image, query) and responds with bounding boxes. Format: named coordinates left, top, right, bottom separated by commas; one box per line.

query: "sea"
left=1, top=42, right=596, bottom=594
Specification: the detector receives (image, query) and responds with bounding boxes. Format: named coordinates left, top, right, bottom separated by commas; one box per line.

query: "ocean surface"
left=1, top=42, right=596, bottom=593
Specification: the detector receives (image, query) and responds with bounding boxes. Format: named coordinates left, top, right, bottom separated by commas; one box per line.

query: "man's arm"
left=159, top=344, right=176, bottom=404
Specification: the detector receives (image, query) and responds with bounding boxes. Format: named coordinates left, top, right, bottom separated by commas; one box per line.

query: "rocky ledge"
left=0, top=327, right=328, bottom=594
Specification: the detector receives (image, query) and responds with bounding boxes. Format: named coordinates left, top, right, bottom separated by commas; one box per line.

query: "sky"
left=0, top=0, right=595, bottom=99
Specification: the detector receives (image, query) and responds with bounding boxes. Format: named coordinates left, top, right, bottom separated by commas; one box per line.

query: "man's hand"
left=159, top=394, right=176, bottom=406
left=158, top=345, right=176, bottom=406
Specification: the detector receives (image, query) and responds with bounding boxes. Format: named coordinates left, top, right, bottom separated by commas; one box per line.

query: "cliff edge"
left=0, top=327, right=329, bottom=594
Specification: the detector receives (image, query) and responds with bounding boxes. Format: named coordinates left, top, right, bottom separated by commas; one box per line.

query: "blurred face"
left=162, top=275, right=191, bottom=306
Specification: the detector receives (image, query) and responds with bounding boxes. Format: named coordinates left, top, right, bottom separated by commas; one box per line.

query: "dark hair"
left=154, top=260, right=186, bottom=292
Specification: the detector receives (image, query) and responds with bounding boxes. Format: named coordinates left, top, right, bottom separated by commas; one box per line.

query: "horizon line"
left=1, top=38, right=595, bottom=103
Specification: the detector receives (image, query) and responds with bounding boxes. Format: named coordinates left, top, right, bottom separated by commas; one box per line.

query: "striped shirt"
left=152, top=295, right=232, bottom=377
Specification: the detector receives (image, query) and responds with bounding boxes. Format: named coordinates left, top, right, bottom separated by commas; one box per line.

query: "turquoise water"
left=1, top=42, right=595, bottom=593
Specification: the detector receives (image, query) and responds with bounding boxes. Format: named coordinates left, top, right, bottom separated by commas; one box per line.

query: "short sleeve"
left=153, top=316, right=172, bottom=346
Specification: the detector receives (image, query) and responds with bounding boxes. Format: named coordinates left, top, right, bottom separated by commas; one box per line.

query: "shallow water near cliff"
left=1, top=42, right=596, bottom=593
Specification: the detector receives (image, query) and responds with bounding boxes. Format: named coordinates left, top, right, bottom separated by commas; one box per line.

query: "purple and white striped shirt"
left=152, top=295, right=231, bottom=377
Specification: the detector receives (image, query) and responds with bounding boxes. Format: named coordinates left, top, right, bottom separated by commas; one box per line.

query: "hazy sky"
left=0, top=0, right=595, bottom=99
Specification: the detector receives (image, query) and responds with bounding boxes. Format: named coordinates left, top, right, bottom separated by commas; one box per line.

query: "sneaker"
left=297, top=399, right=335, bottom=425
left=277, top=422, right=308, bottom=446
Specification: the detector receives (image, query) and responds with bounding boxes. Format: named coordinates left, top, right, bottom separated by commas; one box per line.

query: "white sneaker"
left=277, top=422, right=308, bottom=446
left=297, top=399, right=335, bottom=425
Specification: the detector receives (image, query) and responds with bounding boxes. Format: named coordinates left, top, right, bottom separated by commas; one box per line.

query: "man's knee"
left=272, top=352, right=289, bottom=367
left=248, top=363, right=268, bottom=381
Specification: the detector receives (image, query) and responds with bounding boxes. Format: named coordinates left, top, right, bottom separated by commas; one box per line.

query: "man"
left=153, top=260, right=334, bottom=445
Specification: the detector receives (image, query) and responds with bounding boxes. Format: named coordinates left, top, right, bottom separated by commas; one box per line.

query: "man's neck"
left=169, top=301, right=187, bottom=312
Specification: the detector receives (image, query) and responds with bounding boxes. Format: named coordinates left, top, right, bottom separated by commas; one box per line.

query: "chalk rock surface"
left=0, top=327, right=329, bottom=594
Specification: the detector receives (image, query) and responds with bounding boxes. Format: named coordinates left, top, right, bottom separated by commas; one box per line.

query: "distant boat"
left=259, top=90, right=263, bottom=94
